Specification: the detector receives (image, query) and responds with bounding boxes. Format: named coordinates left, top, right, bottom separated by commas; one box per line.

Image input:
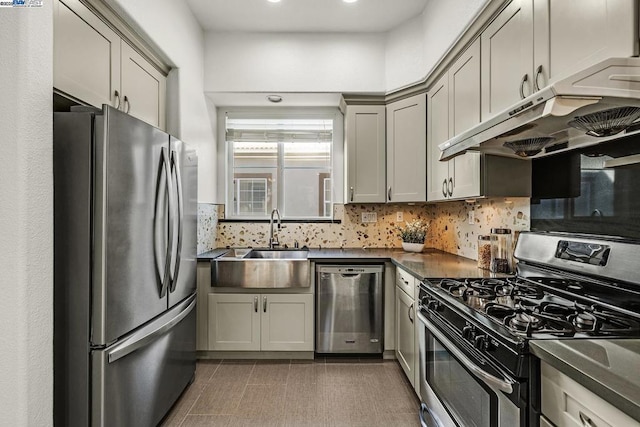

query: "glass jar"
left=477, top=235, right=492, bottom=270
left=490, top=228, right=513, bottom=273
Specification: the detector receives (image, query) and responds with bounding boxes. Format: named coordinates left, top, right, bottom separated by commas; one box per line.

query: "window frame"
left=217, top=107, right=344, bottom=221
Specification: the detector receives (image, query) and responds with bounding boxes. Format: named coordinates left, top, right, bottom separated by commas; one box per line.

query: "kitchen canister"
left=477, top=235, right=492, bottom=270
left=490, top=228, right=513, bottom=273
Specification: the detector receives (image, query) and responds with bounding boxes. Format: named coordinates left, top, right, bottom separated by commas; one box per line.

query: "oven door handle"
left=418, top=313, right=515, bottom=395
left=419, top=403, right=442, bottom=427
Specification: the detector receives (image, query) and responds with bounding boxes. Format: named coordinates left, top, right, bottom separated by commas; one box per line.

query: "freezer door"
left=168, top=136, right=198, bottom=307
left=93, top=106, right=172, bottom=345
left=91, top=294, right=196, bottom=427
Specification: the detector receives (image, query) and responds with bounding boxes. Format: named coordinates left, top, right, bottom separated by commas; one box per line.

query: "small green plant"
left=396, top=219, right=429, bottom=244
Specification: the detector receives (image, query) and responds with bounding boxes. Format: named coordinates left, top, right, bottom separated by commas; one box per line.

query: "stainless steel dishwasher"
left=316, top=264, right=384, bottom=354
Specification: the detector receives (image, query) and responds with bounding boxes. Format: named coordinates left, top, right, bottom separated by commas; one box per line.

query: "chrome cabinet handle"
left=579, top=412, right=597, bottom=427
left=534, top=65, right=543, bottom=92
left=442, top=179, right=448, bottom=198
left=519, top=74, right=529, bottom=99
left=408, top=303, right=414, bottom=323
left=447, top=177, right=453, bottom=197
left=114, top=90, right=121, bottom=110
left=254, top=296, right=258, bottom=313
left=350, top=186, right=354, bottom=202
left=263, top=296, right=267, bottom=313
left=123, top=95, right=130, bottom=113
left=387, top=186, right=392, bottom=201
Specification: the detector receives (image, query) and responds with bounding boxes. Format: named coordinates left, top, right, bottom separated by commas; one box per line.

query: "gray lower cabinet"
left=207, top=293, right=314, bottom=352
left=541, top=362, right=640, bottom=427
left=395, top=267, right=419, bottom=396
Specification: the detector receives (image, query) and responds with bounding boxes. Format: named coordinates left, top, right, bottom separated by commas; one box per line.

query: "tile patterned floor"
left=161, top=359, right=421, bottom=427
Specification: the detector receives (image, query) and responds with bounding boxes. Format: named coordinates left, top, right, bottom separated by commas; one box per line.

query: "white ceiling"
left=186, top=0, right=429, bottom=33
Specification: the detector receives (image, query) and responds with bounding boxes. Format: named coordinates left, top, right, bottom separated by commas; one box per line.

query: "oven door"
left=417, top=312, right=521, bottom=427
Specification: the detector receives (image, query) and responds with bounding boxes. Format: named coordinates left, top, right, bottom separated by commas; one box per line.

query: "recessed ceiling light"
left=267, top=0, right=281, bottom=3
left=343, top=0, right=358, bottom=3
left=267, top=95, right=283, bottom=103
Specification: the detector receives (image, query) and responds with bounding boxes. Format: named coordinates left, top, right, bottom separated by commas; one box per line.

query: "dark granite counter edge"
left=530, top=341, right=640, bottom=422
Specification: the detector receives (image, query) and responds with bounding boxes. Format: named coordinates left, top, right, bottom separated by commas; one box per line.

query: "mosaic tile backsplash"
left=197, top=203, right=218, bottom=254
left=210, top=198, right=530, bottom=260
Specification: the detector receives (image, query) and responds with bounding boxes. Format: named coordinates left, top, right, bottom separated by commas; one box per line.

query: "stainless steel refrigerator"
left=54, top=105, right=198, bottom=426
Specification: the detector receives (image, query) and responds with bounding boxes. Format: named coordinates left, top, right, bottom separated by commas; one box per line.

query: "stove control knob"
left=427, top=300, right=441, bottom=311
left=462, top=325, right=475, bottom=340
left=474, top=335, right=487, bottom=351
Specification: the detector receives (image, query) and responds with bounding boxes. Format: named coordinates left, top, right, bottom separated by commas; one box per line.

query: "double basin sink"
left=211, top=248, right=310, bottom=288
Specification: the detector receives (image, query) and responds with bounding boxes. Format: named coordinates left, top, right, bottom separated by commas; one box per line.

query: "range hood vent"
left=439, top=58, right=640, bottom=161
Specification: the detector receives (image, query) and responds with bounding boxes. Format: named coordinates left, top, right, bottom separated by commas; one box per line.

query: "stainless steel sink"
left=211, top=249, right=310, bottom=288
left=243, top=249, right=309, bottom=259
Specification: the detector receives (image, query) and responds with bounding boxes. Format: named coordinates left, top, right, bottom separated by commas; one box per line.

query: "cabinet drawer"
left=395, top=267, right=416, bottom=297
left=541, top=362, right=640, bottom=427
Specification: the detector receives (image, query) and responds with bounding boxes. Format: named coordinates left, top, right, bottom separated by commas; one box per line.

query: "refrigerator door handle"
left=106, top=296, right=196, bottom=364
left=155, top=147, right=175, bottom=298
left=169, top=149, right=184, bottom=292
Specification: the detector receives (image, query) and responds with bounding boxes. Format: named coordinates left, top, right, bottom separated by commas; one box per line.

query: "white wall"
left=203, top=32, right=387, bottom=93
left=0, top=5, right=53, bottom=426
left=108, top=0, right=218, bottom=203
left=385, top=0, right=489, bottom=91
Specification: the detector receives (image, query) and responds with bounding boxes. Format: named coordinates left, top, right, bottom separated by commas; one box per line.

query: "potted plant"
left=396, top=219, right=429, bottom=252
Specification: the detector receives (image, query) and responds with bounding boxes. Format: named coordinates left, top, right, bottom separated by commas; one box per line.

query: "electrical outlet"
left=468, top=209, right=475, bottom=225
left=396, top=211, right=404, bottom=222
left=361, top=212, right=377, bottom=223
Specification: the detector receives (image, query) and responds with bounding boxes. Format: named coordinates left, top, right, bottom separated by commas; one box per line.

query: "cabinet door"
left=261, top=294, right=314, bottom=351
left=533, top=0, right=638, bottom=88
left=208, top=294, right=260, bottom=351
left=426, top=74, right=450, bottom=202
left=345, top=105, right=386, bottom=203
left=449, top=39, right=481, bottom=199
left=121, top=42, right=166, bottom=130
left=386, top=94, right=427, bottom=203
left=395, top=286, right=415, bottom=387
left=481, top=0, right=533, bottom=120
left=54, top=0, right=121, bottom=108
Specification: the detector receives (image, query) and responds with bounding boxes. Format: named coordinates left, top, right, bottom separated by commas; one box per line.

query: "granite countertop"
left=198, top=247, right=500, bottom=280
left=530, top=339, right=640, bottom=422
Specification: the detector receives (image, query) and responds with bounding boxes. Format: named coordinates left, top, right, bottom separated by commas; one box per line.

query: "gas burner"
left=538, top=301, right=576, bottom=317
left=573, top=312, right=596, bottom=329
left=485, top=302, right=516, bottom=320
left=439, top=279, right=467, bottom=297
left=509, top=313, right=541, bottom=331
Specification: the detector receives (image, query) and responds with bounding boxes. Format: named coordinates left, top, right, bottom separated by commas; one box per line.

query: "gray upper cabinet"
left=533, top=0, right=638, bottom=88
left=386, top=93, right=427, bottom=203
left=481, top=0, right=534, bottom=120
left=481, top=0, right=637, bottom=121
left=54, top=0, right=166, bottom=129
left=345, top=105, right=386, bottom=203
left=428, top=39, right=481, bottom=202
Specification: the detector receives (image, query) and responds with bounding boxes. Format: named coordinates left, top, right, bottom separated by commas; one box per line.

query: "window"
left=224, top=113, right=339, bottom=220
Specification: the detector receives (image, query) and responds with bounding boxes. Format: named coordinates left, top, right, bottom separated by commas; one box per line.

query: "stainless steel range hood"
left=439, top=58, right=640, bottom=161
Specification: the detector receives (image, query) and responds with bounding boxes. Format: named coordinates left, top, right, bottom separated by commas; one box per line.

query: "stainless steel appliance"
left=417, top=232, right=640, bottom=427
left=53, top=105, right=198, bottom=427
left=316, top=265, right=384, bottom=354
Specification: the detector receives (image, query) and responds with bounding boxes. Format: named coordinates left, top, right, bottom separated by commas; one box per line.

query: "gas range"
left=416, top=232, right=640, bottom=427
left=426, top=276, right=640, bottom=340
